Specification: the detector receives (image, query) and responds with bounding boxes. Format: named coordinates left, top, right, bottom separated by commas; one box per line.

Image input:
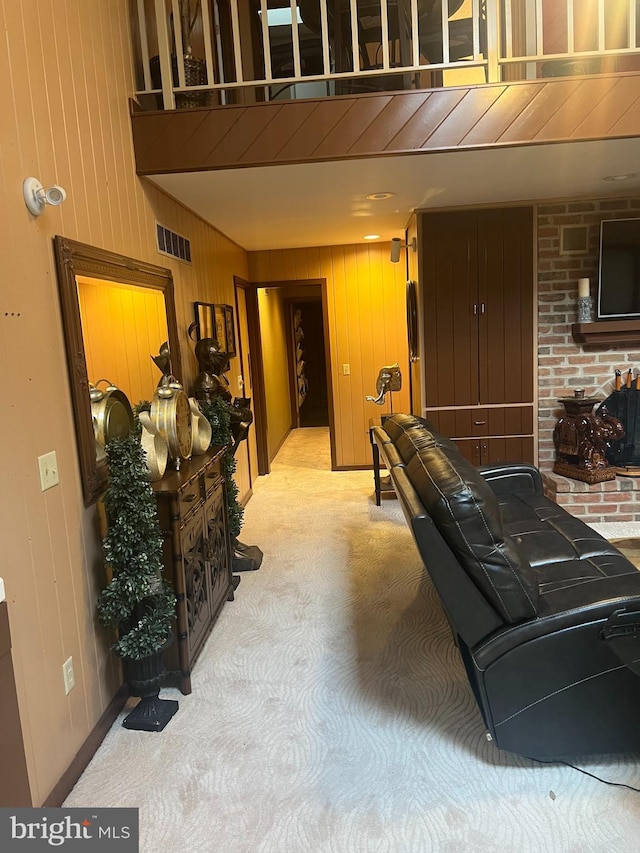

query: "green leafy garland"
left=96, top=433, right=176, bottom=660
left=198, top=397, right=244, bottom=539
left=132, top=399, right=152, bottom=436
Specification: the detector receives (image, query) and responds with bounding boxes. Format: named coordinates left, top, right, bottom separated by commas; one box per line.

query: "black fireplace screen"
left=597, top=387, right=640, bottom=467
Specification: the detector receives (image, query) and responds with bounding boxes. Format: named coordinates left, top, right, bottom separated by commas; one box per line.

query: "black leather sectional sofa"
left=373, top=413, right=640, bottom=759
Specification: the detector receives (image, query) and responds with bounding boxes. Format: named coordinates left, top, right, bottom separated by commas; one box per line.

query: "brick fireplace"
left=537, top=195, right=640, bottom=522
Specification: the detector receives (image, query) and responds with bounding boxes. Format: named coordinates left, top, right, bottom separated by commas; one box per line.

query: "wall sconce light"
left=23, top=177, right=67, bottom=216
left=390, top=236, right=417, bottom=263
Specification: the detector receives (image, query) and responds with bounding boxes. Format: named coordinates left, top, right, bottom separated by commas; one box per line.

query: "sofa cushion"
left=496, top=489, right=637, bottom=594
left=383, top=415, right=539, bottom=623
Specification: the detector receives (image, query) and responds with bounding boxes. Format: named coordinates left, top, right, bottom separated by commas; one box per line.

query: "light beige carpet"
left=65, top=428, right=640, bottom=852
left=611, top=539, right=640, bottom=569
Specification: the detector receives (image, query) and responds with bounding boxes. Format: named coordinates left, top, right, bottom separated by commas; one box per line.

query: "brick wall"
left=537, top=195, right=640, bottom=521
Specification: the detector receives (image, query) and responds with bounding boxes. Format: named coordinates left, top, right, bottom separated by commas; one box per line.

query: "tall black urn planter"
left=122, top=646, right=178, bottom=733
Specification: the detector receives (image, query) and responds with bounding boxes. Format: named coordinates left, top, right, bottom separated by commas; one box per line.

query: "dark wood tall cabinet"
left=420, top=206, right=535, bottom=465
left=153, top=448, right=234, bottom=695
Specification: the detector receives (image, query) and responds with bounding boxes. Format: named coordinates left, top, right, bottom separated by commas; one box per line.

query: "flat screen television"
left=597, top=218, right=640, bottom=320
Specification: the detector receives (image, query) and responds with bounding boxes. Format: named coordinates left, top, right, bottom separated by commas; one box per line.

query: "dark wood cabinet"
left=0, top=601, right=31, bottom=806
left=449, top=436, right=535, bottom=467
left=427, top=405, right=534, bottom=465
left=153, top=448, right=233, bottom=695
left=420, top=207, right=535, bottom=464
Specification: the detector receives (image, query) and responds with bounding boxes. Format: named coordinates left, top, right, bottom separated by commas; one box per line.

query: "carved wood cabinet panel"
left=153, top=448, right=233, bottom=695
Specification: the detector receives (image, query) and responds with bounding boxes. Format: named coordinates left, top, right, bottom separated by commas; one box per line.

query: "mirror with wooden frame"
left=54, top=236, right=181, bottom=505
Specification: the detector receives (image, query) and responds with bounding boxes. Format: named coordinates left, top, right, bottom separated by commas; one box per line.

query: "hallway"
left=269, top=426, right=332, bottom=471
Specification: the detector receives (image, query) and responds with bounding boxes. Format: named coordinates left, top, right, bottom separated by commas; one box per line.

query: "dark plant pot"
left=121, top=647, right=179, bottom=732
left=149, top=54, right=212, bottom=109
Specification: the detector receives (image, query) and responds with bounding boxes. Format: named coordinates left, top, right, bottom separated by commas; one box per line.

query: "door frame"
left=240, top=276, right=336, bottom=475
left=234, top=276, right=270, bottom=476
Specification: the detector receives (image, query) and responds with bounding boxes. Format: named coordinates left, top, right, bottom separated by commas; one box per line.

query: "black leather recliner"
left=373, top=413, right=640, bottom=759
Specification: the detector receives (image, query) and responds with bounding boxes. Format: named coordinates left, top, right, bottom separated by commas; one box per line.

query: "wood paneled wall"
left=249, top=244, right=410, bottom=468
left=257, top=289, right=293, bottom=460
left=0, top=0, right=249, bottom=805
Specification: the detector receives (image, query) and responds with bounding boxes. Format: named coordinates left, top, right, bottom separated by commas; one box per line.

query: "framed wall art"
left=193, top=301, right=215, bottom=341
left=214, top=304, right=227, bottom=352
left=192, top=301, right=236, bottom=357
left=224, top=304, right=236, bottom=357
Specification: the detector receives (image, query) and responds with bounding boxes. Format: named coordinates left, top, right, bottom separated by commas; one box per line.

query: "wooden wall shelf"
left=571, top=320, right=640, bottom=346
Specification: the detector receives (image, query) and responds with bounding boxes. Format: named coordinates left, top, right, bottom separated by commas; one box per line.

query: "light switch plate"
left=62, top=656, right=75, bottom=695
left=38, top=451, right=59, bottom=491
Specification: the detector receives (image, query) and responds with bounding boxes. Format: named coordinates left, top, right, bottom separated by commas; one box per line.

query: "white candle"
left=578, top=278, right=590, bottom=298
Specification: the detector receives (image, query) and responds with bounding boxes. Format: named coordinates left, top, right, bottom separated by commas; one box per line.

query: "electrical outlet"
left=38, top=451, right=59, bottom=491
left=342, top=364, right=350, bottom=375
left=62, top=656, right=75, bottom=695
left=237, top=375, right=244, bottom=391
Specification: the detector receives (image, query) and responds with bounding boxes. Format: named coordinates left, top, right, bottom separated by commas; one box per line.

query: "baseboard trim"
left=333, top=464, right=371, bottom=471
left=43, top=685, right=128, bottom=807
left=269, top=427, right=292, bottom=463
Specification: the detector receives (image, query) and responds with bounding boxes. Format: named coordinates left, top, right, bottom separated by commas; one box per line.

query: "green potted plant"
left=96, top=432, right=178, bottom=732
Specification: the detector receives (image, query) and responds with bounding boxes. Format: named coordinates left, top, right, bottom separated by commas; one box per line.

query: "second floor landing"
left=131, top=71, right=640, bottom=175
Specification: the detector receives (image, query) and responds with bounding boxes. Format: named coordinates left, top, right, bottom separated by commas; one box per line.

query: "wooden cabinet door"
left=422, top=207, right=533, bottom=408
left=477, top=207, right=534, bottom=405
left=452, top=438, right=482, bottom=466
left=423, top=211, right=479, bottom=407
left=482, top=436, right=535, bottom=466
left=204, top=488, right=232, bottom=620
left=181, top=510, right=211, bottom=662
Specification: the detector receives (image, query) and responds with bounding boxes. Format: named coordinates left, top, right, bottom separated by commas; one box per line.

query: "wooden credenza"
left=153, top=448, right=234, bottom=695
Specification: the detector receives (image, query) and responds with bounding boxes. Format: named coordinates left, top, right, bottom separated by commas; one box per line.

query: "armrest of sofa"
left=473, top=571, right=640, bottom=669
left=478, top=463, right=543, bottom=496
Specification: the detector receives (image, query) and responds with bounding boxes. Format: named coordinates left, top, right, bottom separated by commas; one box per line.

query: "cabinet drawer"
left=426, top=406, right=533, bottom=439
left=178, top=478, right=202, bottom=522
left=203, top=459, right=223, bottom=497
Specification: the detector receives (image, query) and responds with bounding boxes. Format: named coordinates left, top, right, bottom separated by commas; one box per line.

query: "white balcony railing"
left=132, top=0, right=640, bottom=110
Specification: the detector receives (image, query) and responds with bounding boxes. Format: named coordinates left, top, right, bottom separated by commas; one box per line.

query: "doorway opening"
left=287, top=295, right=329, bottom=429
left=237, top=276, right=335, bottom=475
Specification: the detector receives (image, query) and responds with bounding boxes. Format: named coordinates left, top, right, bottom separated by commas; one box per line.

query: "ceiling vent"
left=156, top=222, right=191, bottom=263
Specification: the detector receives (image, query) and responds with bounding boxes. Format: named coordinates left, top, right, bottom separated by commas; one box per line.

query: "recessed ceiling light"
left=366, top=192, right=395, bottom=200
left=363, top=234, right=380, bottom=240
left=604, top=173, right=637, bottom=181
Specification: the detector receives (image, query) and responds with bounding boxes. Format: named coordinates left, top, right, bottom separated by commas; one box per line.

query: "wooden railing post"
left=485, top=0, right=500, bottom=83
left=154, top=0, right=176, bottom=109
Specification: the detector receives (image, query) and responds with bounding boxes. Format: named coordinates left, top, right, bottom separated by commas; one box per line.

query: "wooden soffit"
left=131, top=72, right=640, bottom=176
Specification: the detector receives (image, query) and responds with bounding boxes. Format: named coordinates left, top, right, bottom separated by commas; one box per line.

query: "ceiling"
left=148, top=137, right=640, bottom=252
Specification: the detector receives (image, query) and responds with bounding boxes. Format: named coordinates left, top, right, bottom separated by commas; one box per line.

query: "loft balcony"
left=129, top=1, right=640, bottom=249
left=131, top=0, right=640, bottom=110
